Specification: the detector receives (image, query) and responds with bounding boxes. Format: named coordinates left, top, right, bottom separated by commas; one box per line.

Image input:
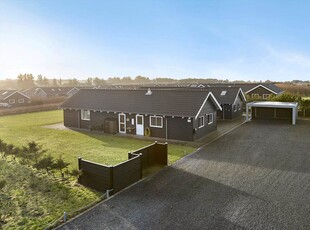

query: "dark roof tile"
left=60, top=89, right=220, bottom=117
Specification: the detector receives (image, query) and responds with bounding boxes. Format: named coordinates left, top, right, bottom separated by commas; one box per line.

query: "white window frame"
left=118, top=113, right=126, bottom=133
left=150, top=115, right=163, bottom=128
left=18, top=99, right=24, bottom=103
left=198, top=116, right=205, bottom=128
left=9, top=99, right=15, bottom=104
left=81, top=110, right=90, bottom=121
left=251, top=94, right=260, bottom=98
left=207, top=113, right=213, bottom=125
left=263, top=94, right=270, bottom=99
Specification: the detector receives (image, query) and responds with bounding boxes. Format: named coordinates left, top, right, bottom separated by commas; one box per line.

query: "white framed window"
left=237, top=104, right=241, bottom=110
left=81, top=110, right=90, bottom=121
left=9, top=99, right=15, bottom=104
left=18, top=99, right=24, bottom=103
left=207, top=113, right=213, bottom=125
left=150, top=115, right=163, bottom=128
left=198, top=116, right=205, bottom=128
left=263, top=94, right=270, bottom=99
left=251, top=94, right=260, bottom=98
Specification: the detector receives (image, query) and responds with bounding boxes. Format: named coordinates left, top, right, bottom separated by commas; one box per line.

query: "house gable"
left=195, top=92, right=222, bottom=120
left=233, top=88, right=246, bottom=104
left=3, top=91, right=30, bottom=100
left=245, top=84, right=278, bottom=95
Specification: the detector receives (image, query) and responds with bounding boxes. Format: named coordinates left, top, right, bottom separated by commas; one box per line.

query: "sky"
left=1, top=0, right=310, bottom=82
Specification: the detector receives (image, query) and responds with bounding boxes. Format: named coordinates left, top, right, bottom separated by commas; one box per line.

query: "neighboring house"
left=191, top=83, right=284, bottom=100
left=25, top=87, right=80, bottom=98
left=60, top=89, right=222, bottom=141
left=140, top=86, right=247, bottom=120
left=208, top=87, right=246, bottom=120
left=240, top=83, right=284, bottom=99
left=0, top=90, right=30, bottom=107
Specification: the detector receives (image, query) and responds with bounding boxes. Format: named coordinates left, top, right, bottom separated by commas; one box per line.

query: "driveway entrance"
left=59, top=120, right=310, bottom=230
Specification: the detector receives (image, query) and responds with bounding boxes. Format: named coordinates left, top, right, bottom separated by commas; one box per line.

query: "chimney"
left=145, top=88, right=153, bottom=95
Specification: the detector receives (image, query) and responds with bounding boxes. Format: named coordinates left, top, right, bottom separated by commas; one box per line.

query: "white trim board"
left=3, top=91, right=30, bottom=100
left=245, top=84, right=278, bottom=95
left=195, top=92, right=222, bottom=120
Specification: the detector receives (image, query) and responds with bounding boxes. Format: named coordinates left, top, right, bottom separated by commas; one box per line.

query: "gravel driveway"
left=58, top=120, right=310, bottom=230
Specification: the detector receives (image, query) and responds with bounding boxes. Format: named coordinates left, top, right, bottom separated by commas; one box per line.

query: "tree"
left=11, top=147, right=21, bottom=161
left=58, top=78, right=62, bottom=86
left=22, top=141, right=47, bottom=165
left=4, top=144, right=14, bottom=160
left=121, top=76, right=133, bottom=84
left=67, top=78, right=79, bottom=86
left=134, top=75, right=150, bottom=84
left=37, top=74, right=43, bottom=86
left=86, top=78, right=93, bottom=86
left=42, top=77, right=49, bottom=86
left=52, top=156, right=70, bottom=179
left=300, top=99, right=310, bottom=117
left=93, top=77, right=106, bottom=86
left=52, top=78, right=58, bottom=87
left=0, top=139, right=7, bottom=159
left=34, top=155, right=54, bottom=173
left=107, top=77, right=121, bottom=84
left=270, top=93, right=301, bottom=102
left=16, top=73, right=35, bottom=89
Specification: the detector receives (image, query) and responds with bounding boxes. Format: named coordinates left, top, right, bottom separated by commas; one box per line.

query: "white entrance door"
left=118, top=113, right=126, bottom=133
left=136, top=115, right=144, bottom=135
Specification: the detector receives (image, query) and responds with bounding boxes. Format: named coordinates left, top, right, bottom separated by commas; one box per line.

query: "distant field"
left=0, top=110, right=195, bottom=229
left=276, top=83, right=310, bottom=96
left=0, top=110, right=195, bottom=167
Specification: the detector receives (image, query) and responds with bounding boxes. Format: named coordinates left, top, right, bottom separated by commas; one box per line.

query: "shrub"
left=0, top=179, right=6, bottom=190
left=22, top=141, right=47, bottom=165
left=0, top=139, right=7, bottom=159
left=33, top=155, right=55, bottom=173
left=52, top=156, right=70, bottom=179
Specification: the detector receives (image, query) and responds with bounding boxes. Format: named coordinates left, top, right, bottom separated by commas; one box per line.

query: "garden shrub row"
left=0, top=139, right=78, bottom=179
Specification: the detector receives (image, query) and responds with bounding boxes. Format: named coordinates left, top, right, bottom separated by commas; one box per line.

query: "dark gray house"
left=60, top=89, right=222, bottom=141
left=208, top=87, right=246, bottom=119
left=190, top=83, right=284, bottom=100
left=0, top=90, right=31, bottom=107
left=25, top=87, right=80, bottom=98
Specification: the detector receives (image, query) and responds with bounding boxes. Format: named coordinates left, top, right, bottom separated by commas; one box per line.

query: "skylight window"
left=220, top=90, right=227, bottom=96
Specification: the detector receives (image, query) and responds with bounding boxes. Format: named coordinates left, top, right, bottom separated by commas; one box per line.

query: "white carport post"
left=292, top=105, right=297, bottom=125
left=246, top=102, right=251, bottom=122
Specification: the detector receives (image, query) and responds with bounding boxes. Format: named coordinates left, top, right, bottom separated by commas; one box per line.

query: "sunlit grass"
left=0, top=110, right=195, bottom=228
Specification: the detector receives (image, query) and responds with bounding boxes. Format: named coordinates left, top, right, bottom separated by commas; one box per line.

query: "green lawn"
left=0, top=110, right=195, bottom=229
left=0, top=110, right=195, bottom=167
left=0, top=160, right=100, bottom=229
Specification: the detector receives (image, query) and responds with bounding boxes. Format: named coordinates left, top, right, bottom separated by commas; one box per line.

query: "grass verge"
left=0, top=110, right=195, bottom=229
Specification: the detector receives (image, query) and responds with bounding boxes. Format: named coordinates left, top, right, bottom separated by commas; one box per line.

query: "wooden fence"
left=128, top=142, right=168, bottom=169
left=78, top=142, right=168, bottom=194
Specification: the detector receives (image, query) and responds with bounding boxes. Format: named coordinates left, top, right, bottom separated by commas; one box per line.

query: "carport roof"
left=247, top=101, right=298, bottom=108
